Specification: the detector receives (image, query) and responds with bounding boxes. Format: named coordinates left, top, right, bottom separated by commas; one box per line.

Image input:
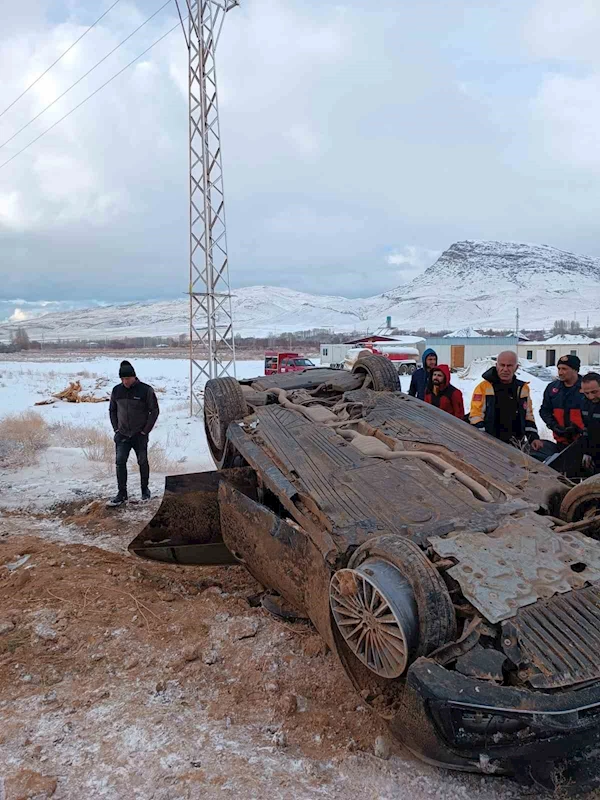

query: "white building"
left=426, top=336, right=519, bottom=370
left=518, top=334, right=600, bottom=367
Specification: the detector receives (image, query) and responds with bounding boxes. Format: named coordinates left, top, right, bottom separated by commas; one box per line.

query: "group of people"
left=408, top=348, right=600, bottom=468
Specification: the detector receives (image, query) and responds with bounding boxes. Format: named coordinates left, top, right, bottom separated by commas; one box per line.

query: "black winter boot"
left=106, top=492, right=128, bottom=507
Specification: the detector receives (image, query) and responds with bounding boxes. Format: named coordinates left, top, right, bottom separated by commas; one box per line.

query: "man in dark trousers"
left=408, top=348, right=437, bottom=400
left=540, top=354, right=584, bottom=452
left=107, top=360, right=160, bottom=507
left=581, top=372, right=600, bottom=473
left=469, top=351, right=544, bottom=454
left=424, top=364, right=465, bottom=419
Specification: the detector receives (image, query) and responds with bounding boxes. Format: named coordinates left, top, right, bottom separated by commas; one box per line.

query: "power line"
left=0, top=19, right=184, bottom=172
left=0, top=0, right=122, bottom=121
left=0, top=0, right=173, bottom=152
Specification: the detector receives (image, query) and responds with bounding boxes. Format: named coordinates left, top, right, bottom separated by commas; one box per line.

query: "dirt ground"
left=0, top=505, right=581, bottom=800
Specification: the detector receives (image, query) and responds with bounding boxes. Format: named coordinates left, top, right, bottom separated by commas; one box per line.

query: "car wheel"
left=407, top=364, right=417, bottom=375
left=398, top=364, right=408, bottom=376
left=329, top=535, right=456, bottom=701
left=351, top=354, right=399, bottom=392
left=560, top=474, right=600, bottom=524
left=203, top=377, right=248, bottom=467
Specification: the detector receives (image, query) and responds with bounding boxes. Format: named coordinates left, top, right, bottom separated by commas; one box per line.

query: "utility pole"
left=515, top=307, right=519, bottom=337
left=187, top=0, right=238, bottom=415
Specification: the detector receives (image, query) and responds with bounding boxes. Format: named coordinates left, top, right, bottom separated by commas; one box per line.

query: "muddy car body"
left=131, top=356, right=600, bottom=792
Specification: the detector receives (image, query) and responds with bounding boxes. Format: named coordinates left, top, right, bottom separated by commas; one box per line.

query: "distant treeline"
left=2, top=319, right=599, bottom=353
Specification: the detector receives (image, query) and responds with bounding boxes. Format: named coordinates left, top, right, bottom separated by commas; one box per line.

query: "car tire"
left=352, top=354, right=399, bottom=392
left=560, top=474, right=600, bottom=523
left=348, top=535, right=456, bottom=658
left=204, top=377, right=248, bottom=467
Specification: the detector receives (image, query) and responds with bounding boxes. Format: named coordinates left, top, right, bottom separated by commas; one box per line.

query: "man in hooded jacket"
left=408, top=348, right=437, bottom=400
left=107, top=360, right=160, bottom=507
left=424, top=364, right=465, bottom=419
left=469, top=351, right=543, bottom=453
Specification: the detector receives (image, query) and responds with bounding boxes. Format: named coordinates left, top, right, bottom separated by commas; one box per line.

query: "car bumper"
left=394, top=659, right=600, bottom=792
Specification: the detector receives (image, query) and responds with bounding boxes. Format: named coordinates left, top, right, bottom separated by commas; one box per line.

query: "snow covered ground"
left=0, top=358, right=262, bottom=513
left=0, top=356, right=557, bottom=517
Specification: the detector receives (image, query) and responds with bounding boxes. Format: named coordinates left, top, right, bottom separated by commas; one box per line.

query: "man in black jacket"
left=539, top=354, right=584, bottom=452
left=581, top=372, right=600, bottom=473
left=107, top=360, right=160, bottom=507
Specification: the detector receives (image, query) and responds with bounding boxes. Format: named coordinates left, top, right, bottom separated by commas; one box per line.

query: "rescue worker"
left=581, top=372, right=600, bottom=472
left=408, top=348, right=437, bottom=401
left=424, top=364, right=465, bottom=420
left=469, top=351, right=544, bottom=453
left=540, top=354, right=584, bottom=451
left=107, top=360, right=160, bottom=507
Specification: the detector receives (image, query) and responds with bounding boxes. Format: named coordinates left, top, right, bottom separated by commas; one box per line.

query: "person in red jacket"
left=424, top=364, right=465, bottom=419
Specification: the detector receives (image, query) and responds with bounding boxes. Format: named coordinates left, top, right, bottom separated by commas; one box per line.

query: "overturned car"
left=131, top=355, right=600, bottom=792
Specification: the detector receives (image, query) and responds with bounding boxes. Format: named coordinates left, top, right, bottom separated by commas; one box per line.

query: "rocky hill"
left=1, top=240, right=599, bottom=341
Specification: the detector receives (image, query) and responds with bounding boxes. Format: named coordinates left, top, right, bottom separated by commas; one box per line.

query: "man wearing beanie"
left=540, top=354, right=584, bottom=452
left=107, top=360, right=160, bottom=506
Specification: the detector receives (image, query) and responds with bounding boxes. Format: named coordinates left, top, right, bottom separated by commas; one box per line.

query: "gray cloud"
left=1, top=0, right=600, bottom=304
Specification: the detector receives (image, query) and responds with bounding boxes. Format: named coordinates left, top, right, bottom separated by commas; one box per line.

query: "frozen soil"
left=0, top=511, right=534, bottom=800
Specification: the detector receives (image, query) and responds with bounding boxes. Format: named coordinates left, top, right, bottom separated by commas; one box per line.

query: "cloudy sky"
left=0, top=0, right=599, bottom=304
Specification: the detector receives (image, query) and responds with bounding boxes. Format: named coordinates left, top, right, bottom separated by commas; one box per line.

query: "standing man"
left=409, top=348, right=437, bottom=400
left=469, top=351, right=544, bottom=453
left=424, top=365, right=465, bottom=420
left=107, top=360, right=160, bottom=507
left=540, top=354, right=584, bottom=451
left=581, top=372, right=600, bottom=473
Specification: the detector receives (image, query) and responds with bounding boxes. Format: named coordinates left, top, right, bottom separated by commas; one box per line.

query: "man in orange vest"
left=540, top=354, right=584, bottom=451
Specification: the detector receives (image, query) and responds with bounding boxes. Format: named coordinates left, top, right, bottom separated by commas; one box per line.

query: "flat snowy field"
left=0, top=356, right=555, bottom=514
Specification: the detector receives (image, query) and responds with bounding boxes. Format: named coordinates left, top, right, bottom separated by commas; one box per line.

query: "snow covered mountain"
left=1, top=240, right=599, bottom=341
left=372, top=240, right=600, bottom=330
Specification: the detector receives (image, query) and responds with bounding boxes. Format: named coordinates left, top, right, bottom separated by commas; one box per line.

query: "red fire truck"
left=264, top=351, right=316, bottom=375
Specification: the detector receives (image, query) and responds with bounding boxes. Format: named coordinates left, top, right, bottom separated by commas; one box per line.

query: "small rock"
left=374, top=735, right=391, bottom=760
left=272, top=730, right=287, bottom=748
left=214, top=612, right=230, bottom=623
left=90, top=652, right=105, bottom=662
left=203, top=650, right=219, bottom=665
left=5, top=769, right=57, bottom=799
left=34, top=623, right=57, bottom=641
left=264, top=681, right=279, bottom=694
left=279, top=693, right=297, bottom=716
left=0, top=619, right=15, bottom=635
left=42, top=691, right=58, bottom=704
left=21, top=674, right=32, bottom=683
left=228, top=617, right=260, bottom=641
left=124, top=657, right=139, bottom=670
left=296, top=695, right=308, bottom=712
left=156, top=680, right=167, bottom=693
left=182, top=645, right=200, bottom=663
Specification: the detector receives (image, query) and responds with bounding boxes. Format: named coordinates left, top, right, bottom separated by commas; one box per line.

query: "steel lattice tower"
left=187, top=0, right=238, bottom=414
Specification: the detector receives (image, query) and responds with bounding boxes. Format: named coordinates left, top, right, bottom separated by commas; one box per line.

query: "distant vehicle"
left=343, top=343, right=419, bottom=375
left=264, top=351, right=315, bottom=375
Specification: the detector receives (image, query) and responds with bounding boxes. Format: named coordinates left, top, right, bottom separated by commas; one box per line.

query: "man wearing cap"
left=540, top=354, right=584, bottom=452
left=107, top=360, right=160, bottom=507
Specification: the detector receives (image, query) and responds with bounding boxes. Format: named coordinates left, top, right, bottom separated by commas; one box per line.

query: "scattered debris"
left=34, top=380, right=110, bottom=406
